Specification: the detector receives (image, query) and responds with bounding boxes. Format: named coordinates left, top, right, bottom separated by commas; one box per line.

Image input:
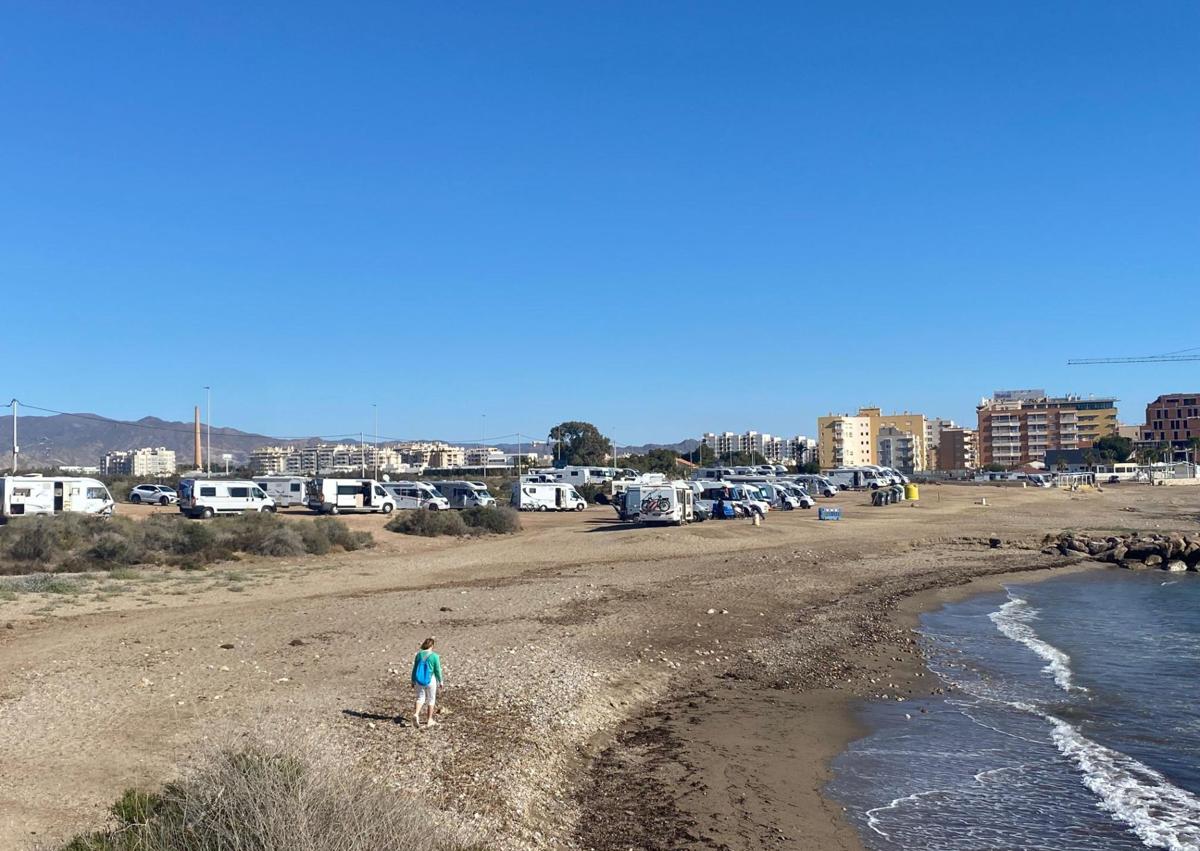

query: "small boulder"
left=1144, top=554, right=1164, bottom=568
left=1111, top=545, right=1128, bottom=562
left=1166, top=560, right=1188, bottom=573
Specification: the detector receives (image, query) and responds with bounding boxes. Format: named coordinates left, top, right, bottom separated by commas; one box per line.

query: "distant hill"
left=0, top=411, right=704, bottom=472
left=0, top=413, right=285, bottom=470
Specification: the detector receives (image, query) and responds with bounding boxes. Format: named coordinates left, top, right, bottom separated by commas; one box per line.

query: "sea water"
left=828, top=570, right=1200, bottom=850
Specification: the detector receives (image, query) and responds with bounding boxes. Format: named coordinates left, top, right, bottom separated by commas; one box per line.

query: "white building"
left=100, top=447, right=177, bottom=477
left=703, top=430, right=814, bottom=464
left=877, top=426, right=918, bottom=473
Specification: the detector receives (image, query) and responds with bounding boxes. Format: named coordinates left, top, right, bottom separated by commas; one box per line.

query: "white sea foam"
left=989, top=593, right=1082, bottom=692
left=1048, top=714, right=1200, bottom=850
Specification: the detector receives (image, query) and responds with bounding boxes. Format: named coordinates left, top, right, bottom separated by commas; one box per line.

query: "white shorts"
left=414, top=681, right=438, bottom=707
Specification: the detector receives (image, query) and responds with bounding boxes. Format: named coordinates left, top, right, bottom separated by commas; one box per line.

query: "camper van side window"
left=290, top=483, right=301, bottom=492
left=229, top=487, right=250, bottom=498
left=336, top=485, right=360, bottom=496
left=200, top=487, right=217, bottom=497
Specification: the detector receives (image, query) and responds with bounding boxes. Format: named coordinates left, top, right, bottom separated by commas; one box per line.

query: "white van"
left=637, top=481, right=695, bottom=525
left=753, top=481, right=809, bottom=510
left=512, top=482, right=586, bottom=512
left=430, top=480, right=496, bottom=509
left=691, top=467, right=736, bottom=482
left=382, top=481, right=450, bottom=511
left=694, top=482, right=770, bottom=518
left=306, top=478, right=396, bottom=515
left=0, top=475, right=114, bottom=520
left=253, top=476, right=309, bottom=508
left=792, top=474, right=838, bottom=498
left=178, top=479, right=275, bottom=519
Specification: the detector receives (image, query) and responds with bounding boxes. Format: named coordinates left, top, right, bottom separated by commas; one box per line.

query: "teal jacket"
left=411, top=649, right=444, bottom=685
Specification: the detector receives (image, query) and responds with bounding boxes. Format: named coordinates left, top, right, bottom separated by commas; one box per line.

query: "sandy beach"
left=1, top=482, right=1196, bottom=850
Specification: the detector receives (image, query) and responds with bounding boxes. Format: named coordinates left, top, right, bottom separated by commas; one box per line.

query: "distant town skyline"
left=3, top=2, right=1196, bottom=442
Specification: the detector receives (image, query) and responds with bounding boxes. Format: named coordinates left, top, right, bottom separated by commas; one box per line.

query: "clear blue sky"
left=3, top=1, right=1197, bottom=444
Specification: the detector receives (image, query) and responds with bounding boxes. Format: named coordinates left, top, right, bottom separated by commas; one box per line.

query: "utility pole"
left=517, top=432, right=522, bottom=478
left=8, top=399, right=17, bottom=474
left=360, top=432, right=366, bottom=477
left=204, top=386, right=212, bottom=475
left=480, top=414, right=487, bottom=478
left=373, top=404, right=379, bottom=480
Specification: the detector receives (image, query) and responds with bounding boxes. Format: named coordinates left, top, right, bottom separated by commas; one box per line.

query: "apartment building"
left=250, top=445, right=295, bottom=474
left=702, top=431, right=814, bottom=464
left=463, top=446, right=507, bottom=469
left=877, top=426, right=918, bottom=472
left=925, top=418, right=957, bottom=469
left=100, top=447, right=177, bottom=477
left=936, top=427, right=978, bottom=471
left=817, top=413, right=873, bottom=468
left=818, top=407, right=928, bottom=470
left=976, top=390, right=1118, bottom=467
left=1140, top=393, right=1200, bottom=457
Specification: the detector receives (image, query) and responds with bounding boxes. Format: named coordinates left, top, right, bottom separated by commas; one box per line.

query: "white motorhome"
left=512, top=482, right=587, bottom=512
left=752, top=481, right=811, bottom=510
left=530, top=466, right=635, bottom=486
left=825, top=468, right=881, bottom=490
left=637, top=481, right=695, bottom=525
left=792, top=474, right=838, bottom=498
left=253, top=476, right=309, bottom=508
left=0, top=475, right=114, bottom=520
left=693, top=482, right=770, bottom=518
left=178, top=479, right=275, bottom=519
left=430, top=480, right=496, bottom=509
left=691, top=467, right=737, bottom=482
left=305, top=478, right=396, bottom=515
left=382, top=481, right=449, bottom=511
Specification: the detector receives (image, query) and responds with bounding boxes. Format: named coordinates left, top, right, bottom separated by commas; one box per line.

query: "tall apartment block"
left=976, top=390, right=1117, bottom=467
left=1140, top=393, right=1200, bottom=458
left=818, top=407, right=928, bottom=472
left=936, top=427, right=977, bottom=470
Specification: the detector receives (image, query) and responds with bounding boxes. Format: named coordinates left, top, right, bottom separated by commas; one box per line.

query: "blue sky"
left=2, top=1, right=1197, bottom=444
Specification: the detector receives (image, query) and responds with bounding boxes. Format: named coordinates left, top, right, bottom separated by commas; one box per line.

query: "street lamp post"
left=373, top=403, right=379, bottom=480
left=204, top=386, right=211, bottom=475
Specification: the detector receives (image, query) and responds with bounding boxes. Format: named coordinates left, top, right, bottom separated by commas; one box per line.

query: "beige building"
left=100, top=447, right=176, bottom=477
left=818, top=407, right=928, bottom=471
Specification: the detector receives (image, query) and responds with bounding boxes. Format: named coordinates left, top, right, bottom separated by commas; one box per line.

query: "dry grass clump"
left=386, top=506, right=521, bottom=538
left=0, top=513, right=373, bottom=575
left=57, top=738, right=482, bottom=851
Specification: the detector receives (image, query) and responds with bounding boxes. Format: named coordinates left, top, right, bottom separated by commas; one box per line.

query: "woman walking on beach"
left=411, top=637, right=444, bottom=729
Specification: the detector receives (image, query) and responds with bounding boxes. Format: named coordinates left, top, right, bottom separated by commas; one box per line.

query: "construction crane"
left=1068, top=346, right=1200, bottom=365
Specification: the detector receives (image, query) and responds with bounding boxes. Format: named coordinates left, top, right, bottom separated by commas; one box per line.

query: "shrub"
left=6, top=520, right=58, bottom=562
left=312, top=517, right=373, bottom=552
left=56, top=739, right=480, bottom=851
left=0, top=573, right=82, bottom=595
left=86, top=532, right=146, bottom=566
left=460, top=506, right=521, bottom=534
left=386, top=509, right=469, bottom=537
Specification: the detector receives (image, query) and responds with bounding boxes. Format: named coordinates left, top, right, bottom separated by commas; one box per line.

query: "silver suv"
left=129, top=484, right=178, bottom=505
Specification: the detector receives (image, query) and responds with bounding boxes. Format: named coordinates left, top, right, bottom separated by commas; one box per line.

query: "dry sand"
left=1, top=483, right=1196, bottom=849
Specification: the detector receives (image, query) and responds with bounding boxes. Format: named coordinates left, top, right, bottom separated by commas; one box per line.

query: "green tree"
left=797, top=461, right=822, bottom=474
left=622, top=448, right=681, bottom=475
left=548, top=421, right=611, bottom=466
left=682, top=443, right=715, bottom=465
left=725, top=450, right=769, bottom=466
left=1090, top=435, right=1133, bottom=464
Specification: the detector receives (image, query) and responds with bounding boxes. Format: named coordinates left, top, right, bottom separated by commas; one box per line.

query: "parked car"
left=129, top=484, right=178, bottom=506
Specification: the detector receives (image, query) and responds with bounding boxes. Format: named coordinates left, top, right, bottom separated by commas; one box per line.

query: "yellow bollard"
left=904, top=483, right=919, bottom=501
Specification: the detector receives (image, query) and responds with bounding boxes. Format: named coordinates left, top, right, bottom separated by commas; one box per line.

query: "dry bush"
left=56, top=737, right=482, bottom=851
left=460, top=506, right=521, bottom=534
left=386, top=506, right=520, bottom=538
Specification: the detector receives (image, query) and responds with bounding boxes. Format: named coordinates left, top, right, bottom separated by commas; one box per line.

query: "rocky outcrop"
left=1048, top=531, right=1200, bottom=571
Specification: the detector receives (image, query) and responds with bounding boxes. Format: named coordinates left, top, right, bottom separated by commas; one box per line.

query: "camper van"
left=753, top=481, right=812, bottom=510
left=825, top=468, right=880, bottom=490
left=691, top=467, right=737, bottom=482
left=430, top=481, right=496, bottom=509
left=0, top=475, right=114, bottom=520
left=178, top=479, right=275, bottom=519
left=253, top=476, right=309, bottom=508
left=306, top=478, right=396, bottom=515
left=694, top=483, right=770, bottom=518
left=512, top=482, right=587, bottom=512
left=637, top=481, right=695, bottom=525
left=792, top=474, right=838, bottom=498
left=530, top=466, right=635, bottom=486
left=382, top=481, right=450, bottom=511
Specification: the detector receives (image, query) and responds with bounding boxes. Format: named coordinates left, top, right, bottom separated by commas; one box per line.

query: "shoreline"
left=574, top=553, right=1105, bottom=851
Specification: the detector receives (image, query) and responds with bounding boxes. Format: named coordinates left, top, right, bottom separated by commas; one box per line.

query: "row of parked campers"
left=0, top=475, right=115, bottom=520
left=614, top=477, right=818, bottom=525
left=176, top=477, right=497, bottom=519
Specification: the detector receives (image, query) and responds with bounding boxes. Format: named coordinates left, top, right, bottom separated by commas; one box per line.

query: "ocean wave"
left=989, top=593, right=1083, bottom=693
left=1048, top=714, right=1200, bottom=850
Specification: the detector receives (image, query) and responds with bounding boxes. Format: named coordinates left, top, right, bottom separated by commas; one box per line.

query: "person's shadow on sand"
left=342, top=708, right=410, bottom=726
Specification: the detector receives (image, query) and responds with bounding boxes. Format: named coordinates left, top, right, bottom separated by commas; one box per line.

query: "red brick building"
left=1142, top=393, right=1200, bottom=456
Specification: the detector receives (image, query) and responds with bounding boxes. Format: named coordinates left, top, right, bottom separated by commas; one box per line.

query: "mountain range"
left=0, top=412, right=700, bottom=470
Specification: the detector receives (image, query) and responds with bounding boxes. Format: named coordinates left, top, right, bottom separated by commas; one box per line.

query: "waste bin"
left=905, top=483, right=919, bottom=501
left=872, top=490, right=885, bottom=507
